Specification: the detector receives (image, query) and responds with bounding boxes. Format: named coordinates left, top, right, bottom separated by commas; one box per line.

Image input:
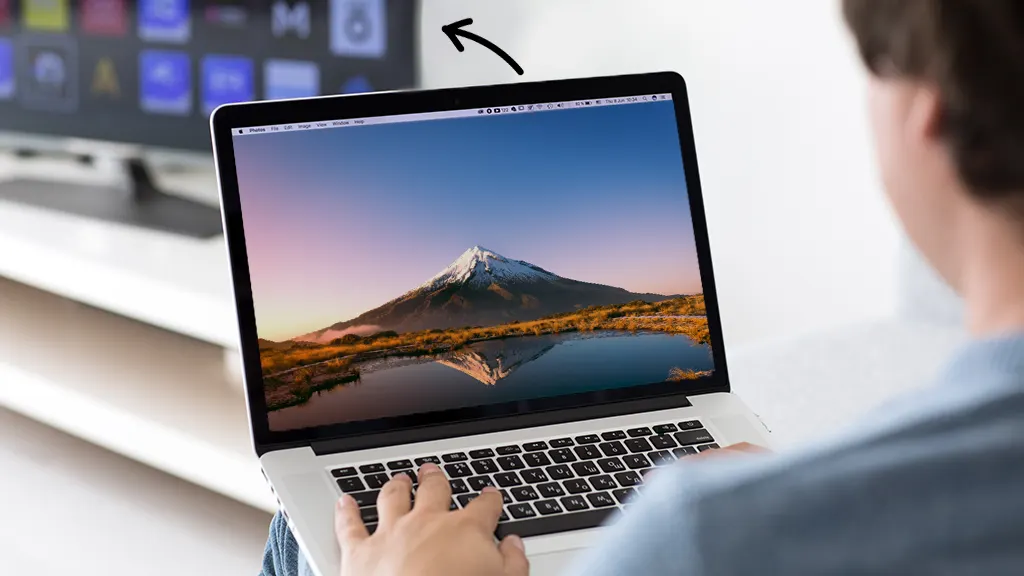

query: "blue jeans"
left=261, top=512, right=314, bottom=576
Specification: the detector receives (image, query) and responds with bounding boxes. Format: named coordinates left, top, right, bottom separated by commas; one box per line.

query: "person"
left=262, top=1, right=1024, bottom=574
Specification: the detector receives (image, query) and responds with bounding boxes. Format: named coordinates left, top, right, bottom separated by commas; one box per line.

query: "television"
left=0, top=0, right=418, bottom=237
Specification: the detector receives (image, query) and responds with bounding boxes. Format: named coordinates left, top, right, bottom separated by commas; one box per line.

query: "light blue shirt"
left=568, top=334, right=1024, bottom=575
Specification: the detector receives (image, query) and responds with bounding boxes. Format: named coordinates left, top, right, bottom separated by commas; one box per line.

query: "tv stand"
left=0, top=155, right=223, bottom=239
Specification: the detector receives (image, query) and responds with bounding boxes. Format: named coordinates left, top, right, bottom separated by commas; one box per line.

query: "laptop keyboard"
left=329, top=419, right=718, bottom=538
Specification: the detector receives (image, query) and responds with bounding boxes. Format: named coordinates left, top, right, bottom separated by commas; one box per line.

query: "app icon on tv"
left=0, top=39, right=13, bottom=100
left=330, top=0, right=386, bottom=58
left=265, top=59, right=319, bottom=100
left=139, top=50, right=191, bottom=115
left=340, top=75, right=372, bottom=95
left=201, top=54, right=253, bottom=115
left=81, top=0, right=127, bottom=36
left=18, top=35, right=78, bottom=112
left=23, top=0, right=70, bottom=32
left=139, top=0, right=191, bottom=43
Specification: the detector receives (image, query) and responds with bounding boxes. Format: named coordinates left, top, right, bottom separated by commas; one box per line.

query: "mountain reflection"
left=436, top=336, right=557, bottom=385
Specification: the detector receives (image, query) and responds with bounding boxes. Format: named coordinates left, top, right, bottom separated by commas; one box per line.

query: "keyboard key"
left=537, top=482, right=565, bottom=498
left=350, top=490, right=380, bottom=507
left=545, top=465, right=573, bottom=480
left=442, top=452, right=468, bottom=462
left=387, top=459, right=414, bottom=470
left=563, top=479, right=591, bottom=494
left=365, top=473, right=390, bottom=489
left=600, top=430, right=627, bottom=441
left=499, top=508, right=509, bottom=522
left=496, top=445, right=522, bottom=455
left=450, top=498, right=458, bottom=511
left=510, top=486, right=539, bottom=502
left=520, top=469, right=548, bottom=484
left=650, top=451, right=675, bottom=466
left=535, top=499, right=563, bottom=516
left=650, top=435, right=677, bottom=450
left=508, top=503, right=537, bottom=519
left=550, top=448, right=576, bottom=464
left=678, top=420, right=704, bottom=430
left=469, top=449, right=495, bottom=459
left=549, top=438, right=574, bottom=448
left=449, top=478, right=470, bottom=494
left=523, top=441, right=548, bottom=452
left=587, top=492, right=617, bottom=508
left=494, top=472, right=522, bottom=487
left=597, top=457, right=626, bottom=473
left=575, top=434, right=600, bottom=445
left=598, top=441, right=627, bottom=457
left=468, top=476, right=494, bottom=492
left=560, top=495, right=589, bottom=511
left=674, top=446, right=698, bottom=458
left=331, top=467, right=357, bottom=478
left=675, top=429, right=715, bottom=446
left=613, top=488, right=636, bottom=504
left=697, top=443, right=720, bottom=452
left=639, top=468, right=656, bottom=479
left=365, top=523, right=378, bottom=534
left=653, top=423, right=678, bottom=435
left=444, top=462, right=473, bottom=478
left=414, top=456, right=441, bottom=466
left=392, top=470, right=417, bottom=484
left=457, top=493, right=479, bottom=508
left=523, top=452, right=551, bottom=468
left=574, top=445, right=602, bottom=461
left=501, top=490, right=513, bottom=504
left=627, top=427, right=653, bottom=437
left=614, top=471, right=642, bottom=487
left=623, top=454, right=651, bottom=470
left=624, top=438, right=653, bottom=453
left=471, top=459, right=499, bottom=475
left=360, top=506, right=379, bottom=524
left=337, top=477, right=366, bottom=493
left=497, top=456, right=526, bottom=471
left=571, top=461, right=600, bottom=477
left=589, top=475, right=617, bottom=491
left=359, top=463, right=385, bottom=474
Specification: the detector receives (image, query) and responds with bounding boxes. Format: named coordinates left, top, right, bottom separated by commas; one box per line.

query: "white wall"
left=418, top=0, right=900, bottom=348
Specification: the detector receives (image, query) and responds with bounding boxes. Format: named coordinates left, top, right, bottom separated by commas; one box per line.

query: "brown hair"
left=843, top=0, right=1024, bottom=202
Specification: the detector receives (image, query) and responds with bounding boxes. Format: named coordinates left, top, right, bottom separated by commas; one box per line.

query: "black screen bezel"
left=211, top=72, right=732, bottom=456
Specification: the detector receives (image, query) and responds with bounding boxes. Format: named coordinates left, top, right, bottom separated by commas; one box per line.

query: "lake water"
left=269, top=332, right=713, bottom=431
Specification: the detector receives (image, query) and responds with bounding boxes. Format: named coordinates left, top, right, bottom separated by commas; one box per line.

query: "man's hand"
left=691, top=442, right=770, bottom=461
left=335, top=463, right=529, bottom=576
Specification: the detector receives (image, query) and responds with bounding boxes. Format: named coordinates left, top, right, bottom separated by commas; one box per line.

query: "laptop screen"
left=232, top=93, right=713, bottom=432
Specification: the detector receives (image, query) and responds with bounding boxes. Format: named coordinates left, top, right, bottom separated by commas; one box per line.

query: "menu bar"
left=234, top=93, right=674, bottom=136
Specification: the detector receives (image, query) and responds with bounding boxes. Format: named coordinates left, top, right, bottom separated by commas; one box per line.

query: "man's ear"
left=907, top=83, right=944, bottom=143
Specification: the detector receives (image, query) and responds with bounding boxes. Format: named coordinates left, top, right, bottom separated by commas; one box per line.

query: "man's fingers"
left=414, top=463, right=452, bottom=513
left=499, top=535, right=530, bottom=576
left=376, top=474, right=413, bottom=529
left=334, top=495, right=369, bottom=551
left=461, top=486, right=504, bottom=530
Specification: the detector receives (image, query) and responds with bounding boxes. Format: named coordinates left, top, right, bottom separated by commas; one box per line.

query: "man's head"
left=843, top=0, right=1024, bottom=290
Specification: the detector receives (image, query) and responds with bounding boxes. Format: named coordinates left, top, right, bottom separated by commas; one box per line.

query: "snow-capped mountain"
left=295, top=246, right=672, bottom=342
left=419, top=246, right=558, bottom=291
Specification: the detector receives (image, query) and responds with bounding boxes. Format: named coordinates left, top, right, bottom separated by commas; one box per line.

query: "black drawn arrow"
left=442, top=18, right=524, bottom=76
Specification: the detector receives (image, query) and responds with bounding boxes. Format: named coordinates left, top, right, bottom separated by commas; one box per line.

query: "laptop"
left=211, top=72, right=771, bottom=576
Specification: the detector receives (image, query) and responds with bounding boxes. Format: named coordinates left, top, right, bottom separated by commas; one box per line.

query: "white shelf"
left=0, top=278, right=275, bottom=513
left=0, top=155, right=238, bottom=348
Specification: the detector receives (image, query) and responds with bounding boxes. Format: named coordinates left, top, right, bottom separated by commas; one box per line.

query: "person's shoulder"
left=673, top=385, right=1024, bottom=573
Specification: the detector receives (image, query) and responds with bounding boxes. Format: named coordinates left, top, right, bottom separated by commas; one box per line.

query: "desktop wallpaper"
left=233, top=100, right=713, bottom=432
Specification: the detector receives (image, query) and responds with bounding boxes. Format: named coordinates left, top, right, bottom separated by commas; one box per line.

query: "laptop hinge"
left=310, top=394, right=694, bottom=456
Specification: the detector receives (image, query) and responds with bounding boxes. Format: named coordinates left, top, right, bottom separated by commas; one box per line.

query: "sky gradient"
left=234, top=100, right=702, bottom=341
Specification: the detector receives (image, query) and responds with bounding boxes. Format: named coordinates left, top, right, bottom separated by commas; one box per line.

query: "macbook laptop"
left=211, top=72, right=771, bottom=576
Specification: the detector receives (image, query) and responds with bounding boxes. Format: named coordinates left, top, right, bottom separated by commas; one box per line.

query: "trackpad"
left=528, top=550, right=577, bottom=576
